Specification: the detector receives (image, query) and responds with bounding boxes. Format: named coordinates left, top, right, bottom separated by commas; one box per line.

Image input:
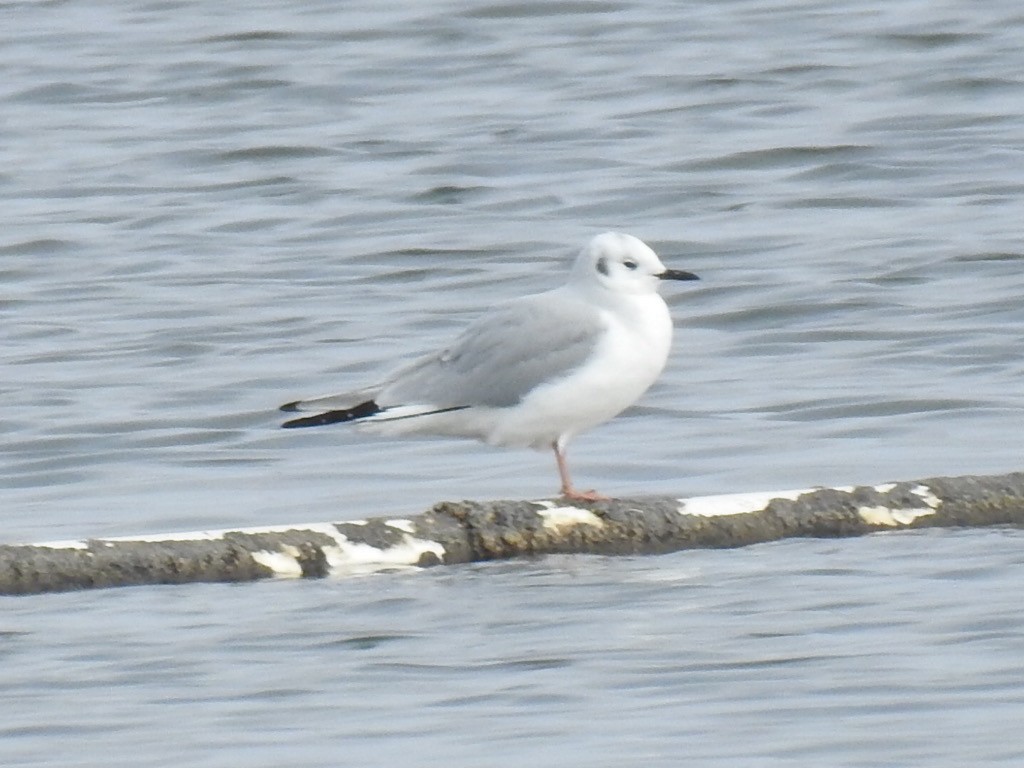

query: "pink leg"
left=553, top=442, right=608, bottom=501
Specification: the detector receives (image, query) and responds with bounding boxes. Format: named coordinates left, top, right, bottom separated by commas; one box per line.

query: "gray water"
left=3, top=0, right=1024, bottom=764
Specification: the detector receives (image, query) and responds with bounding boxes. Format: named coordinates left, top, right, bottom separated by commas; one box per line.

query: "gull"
left=280, top=232, right=699, bottom=501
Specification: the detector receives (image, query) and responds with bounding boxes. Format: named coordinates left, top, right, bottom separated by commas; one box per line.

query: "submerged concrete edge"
left=3, top=470, right=1024, bottom=595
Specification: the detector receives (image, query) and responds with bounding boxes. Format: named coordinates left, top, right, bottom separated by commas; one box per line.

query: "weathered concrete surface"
left=3, top=471, right=1024, bottom=595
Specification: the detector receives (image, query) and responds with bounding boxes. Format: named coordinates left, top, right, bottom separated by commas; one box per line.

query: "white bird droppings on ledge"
left=30, top=520, right=446, bottom=578
left=858, top=484, right=942, bottom=526
left=859, top=506, right=932, bottom=526
left=322, top=532, right=446, bottom=576
left=251, top=549, right=304, bottom=578
left=35, top=522, right=367, bottom=551
left=533, top=502, right=606, bottom=532
left=678, top=489, right=812, bottom=517
left=910, top=484, right=942, bottom=510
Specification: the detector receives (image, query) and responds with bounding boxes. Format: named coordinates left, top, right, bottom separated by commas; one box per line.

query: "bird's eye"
left=623, top=260, right=638, bottom=270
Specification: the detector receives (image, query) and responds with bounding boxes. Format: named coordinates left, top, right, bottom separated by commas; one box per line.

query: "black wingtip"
left=280, top=400, right=381, bottom=428
left=281, top=411, right=351, bottom=428
left=280, top=400, right=302, bottom=413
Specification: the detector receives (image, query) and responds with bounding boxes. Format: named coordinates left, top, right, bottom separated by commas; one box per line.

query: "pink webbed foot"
left=559, top=487, right=610, bottom=502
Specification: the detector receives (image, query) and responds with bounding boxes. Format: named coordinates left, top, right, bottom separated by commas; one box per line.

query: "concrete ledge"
left=4, top=470, right=1024, bottom=595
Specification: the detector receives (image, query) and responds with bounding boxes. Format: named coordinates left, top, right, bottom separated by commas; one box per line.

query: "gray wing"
left=379, top=289, right=605, bottom=409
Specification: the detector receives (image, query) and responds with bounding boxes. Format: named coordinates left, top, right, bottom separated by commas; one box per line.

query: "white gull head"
left=571, top=231, right=698, bottom=297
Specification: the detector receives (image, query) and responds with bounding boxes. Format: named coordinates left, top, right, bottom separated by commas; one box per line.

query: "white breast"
left=486, top=293, right=673, bottom=449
